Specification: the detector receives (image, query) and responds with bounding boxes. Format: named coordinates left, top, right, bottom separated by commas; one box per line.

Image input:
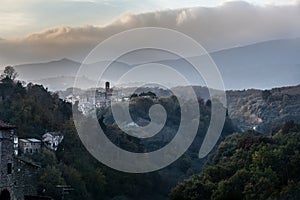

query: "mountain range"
left=14, top=38, right=300, bottom=91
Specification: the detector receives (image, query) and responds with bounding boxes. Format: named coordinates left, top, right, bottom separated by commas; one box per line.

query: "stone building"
left=0, top=121, right=40, bottom=200
left=19, top=139, right=42, bottom=155
left=42, top=132, right=63, bottom=151
left=95, top=81, right=115, bottom=107
left=0, top=121, right=16, bottom=199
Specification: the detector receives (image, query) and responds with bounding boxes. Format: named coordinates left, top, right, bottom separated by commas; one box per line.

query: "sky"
left=0, top=0, right=299, bottom=65
left=0, top=0, right=297, bottom=39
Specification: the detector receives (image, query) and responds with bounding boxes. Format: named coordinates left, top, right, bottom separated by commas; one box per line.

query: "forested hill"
left=170, top=121, right=300, bottom=200
left=3, top=74, right=299, bottom=200
left=59, top=84, right=300, bottom=136
left=227, top=85, right=300, bottom=134
left=0, top=77, right=72, bottom=137
left=0, top=76, right=236, bottom=200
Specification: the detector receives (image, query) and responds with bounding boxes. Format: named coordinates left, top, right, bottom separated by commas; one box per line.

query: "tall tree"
left=2, top=66, right=18, bottom=80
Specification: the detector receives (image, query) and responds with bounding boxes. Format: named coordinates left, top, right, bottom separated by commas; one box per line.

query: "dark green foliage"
left=130, top=93, right=138, bottom=99
left=0, top=79, right=72, bottom=137
left=2, top=66, right=18, bottom=80
left=0, top=76, right=237, bottom=200
left=37, top=166, right=65, bottom=199
left=139, top=91, right=157, bottom=98
left=170, top=121, right=300, bottom=200
left=262, top=90, right=272, bottom=101
left=130, top=91, right=157, bottom=99
left=58, top=94, right=235, bottom=199
left=227, top=85, right=300, bottom=134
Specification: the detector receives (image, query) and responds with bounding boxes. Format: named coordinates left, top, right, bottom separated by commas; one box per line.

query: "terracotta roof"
left=0, top=120, right=16, bottom=130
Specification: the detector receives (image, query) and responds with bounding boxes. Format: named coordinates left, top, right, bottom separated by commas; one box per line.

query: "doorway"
left=0, top=189, right=11, bottom=200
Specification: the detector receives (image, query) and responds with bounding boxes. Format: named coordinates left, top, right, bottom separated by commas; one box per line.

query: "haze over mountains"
left=14, top=38, right=300, bottom=91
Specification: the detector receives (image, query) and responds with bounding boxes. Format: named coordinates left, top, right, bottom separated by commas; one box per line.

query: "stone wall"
left=1, top=129, right=39, bottom=200
left=0, top=129, right=15, bottom=199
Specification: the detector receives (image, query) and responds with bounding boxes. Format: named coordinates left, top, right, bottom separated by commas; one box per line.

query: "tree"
left=130, top=93, right=138, bottom=99
left=2, top=66, right=18, bottom=80
left=262, top=90, right=271, bottom=101
left=170, top=122, right=300, bottom=200
left=38, top=166, right=65, bottom=199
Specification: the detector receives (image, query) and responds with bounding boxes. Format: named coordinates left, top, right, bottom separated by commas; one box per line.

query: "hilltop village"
left=64, top=82, right=129, bottom=115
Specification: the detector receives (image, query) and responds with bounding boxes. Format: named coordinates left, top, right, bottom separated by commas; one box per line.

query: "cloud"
left=1, top=1, right=300, bottom=65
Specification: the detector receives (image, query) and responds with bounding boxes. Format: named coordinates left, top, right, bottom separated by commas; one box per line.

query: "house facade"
left=19, top=139, right=42, bottom=155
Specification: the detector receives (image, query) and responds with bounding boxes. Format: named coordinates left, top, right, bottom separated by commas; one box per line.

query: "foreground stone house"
left=0, top=121, right=40, bottom=200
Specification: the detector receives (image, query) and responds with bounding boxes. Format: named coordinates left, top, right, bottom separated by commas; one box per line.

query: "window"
left=7, top=163, right=12, bottom=174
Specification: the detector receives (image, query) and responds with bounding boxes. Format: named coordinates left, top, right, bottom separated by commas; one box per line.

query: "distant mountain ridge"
left=14, top=38, right=300, bottom=91
left=210, top=38, right=300, bottom=89
left=15, top=58, right=81, bottom=80
left=15, top=58, right=131, bottom=90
